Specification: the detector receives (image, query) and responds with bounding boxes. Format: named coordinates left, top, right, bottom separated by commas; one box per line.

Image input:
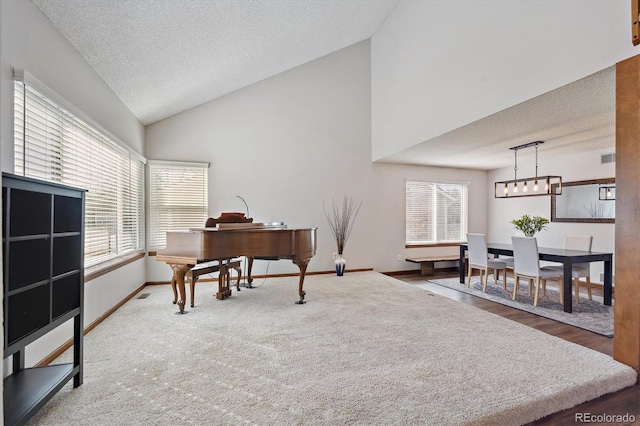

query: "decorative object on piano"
left=206, top=212, right=252, bottom=226
left=510, top=214, right=549, bottom=237
left=324, top=196, right=362, bottom=276
left=220, top=211, right=246, bottom=218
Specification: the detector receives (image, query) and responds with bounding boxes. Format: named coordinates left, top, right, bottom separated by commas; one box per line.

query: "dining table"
left=458, top=242, right=613, bottom=313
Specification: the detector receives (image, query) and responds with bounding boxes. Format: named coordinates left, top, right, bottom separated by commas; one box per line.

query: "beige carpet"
left=27, top=271, right=636, bottom=426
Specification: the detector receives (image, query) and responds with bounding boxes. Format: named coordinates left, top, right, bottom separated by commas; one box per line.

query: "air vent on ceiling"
left=600, top=153, right=616, bottom=164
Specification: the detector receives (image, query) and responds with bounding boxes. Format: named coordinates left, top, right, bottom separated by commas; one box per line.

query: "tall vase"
left=335, top=254, right=346, bottom=276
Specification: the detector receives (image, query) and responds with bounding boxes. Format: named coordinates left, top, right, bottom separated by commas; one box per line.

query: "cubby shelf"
left=3, top=173, right=85, bottom=425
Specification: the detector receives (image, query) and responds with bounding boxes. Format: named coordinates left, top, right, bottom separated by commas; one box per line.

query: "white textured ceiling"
left=31, top=0, right=615, bottom=170
left=379, top=66, right=616, bottom=170
left=31, top=0, right=399, bottom=125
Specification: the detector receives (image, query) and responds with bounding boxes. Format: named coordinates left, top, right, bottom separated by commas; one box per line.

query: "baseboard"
left=36, top=283, right=147, bottom=367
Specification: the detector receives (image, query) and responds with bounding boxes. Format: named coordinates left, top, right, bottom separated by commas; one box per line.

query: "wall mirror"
left=551, top=178, right=615, bottom=223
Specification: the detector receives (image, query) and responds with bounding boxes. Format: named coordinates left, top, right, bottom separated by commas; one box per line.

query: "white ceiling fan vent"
left=600, top=153, right=616, bottom=164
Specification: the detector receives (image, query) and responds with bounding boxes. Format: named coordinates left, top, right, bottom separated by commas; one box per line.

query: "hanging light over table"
left=599, top=185, right=615, bottom=200
left=494, top=141, right=562, bottom=198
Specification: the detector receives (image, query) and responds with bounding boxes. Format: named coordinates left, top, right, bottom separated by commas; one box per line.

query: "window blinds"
left=148, top=161, right=209, bottom=250
left=13, top=80, right=145, bottom=267
left=405, top=181, right=468, bottom=245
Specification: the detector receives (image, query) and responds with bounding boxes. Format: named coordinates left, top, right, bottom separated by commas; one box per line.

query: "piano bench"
left=183, top=260, right=242, bottom=307
left=189, top=261, right=222, bottom=277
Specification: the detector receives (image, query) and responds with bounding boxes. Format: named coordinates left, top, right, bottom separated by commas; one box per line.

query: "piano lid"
left=197, top=222, right=287, bottom=231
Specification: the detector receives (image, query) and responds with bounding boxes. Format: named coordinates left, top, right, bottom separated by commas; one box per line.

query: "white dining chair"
left=498, top=231, right=523, bottom=270
left=467, top=233, right=507, bottom=291
left=547, top=235, right=593, bottom=303
left=511, top=236, right=564, bottom=306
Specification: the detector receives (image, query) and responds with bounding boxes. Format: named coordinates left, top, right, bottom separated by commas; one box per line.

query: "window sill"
left=85, top=251, right=146, bottom=282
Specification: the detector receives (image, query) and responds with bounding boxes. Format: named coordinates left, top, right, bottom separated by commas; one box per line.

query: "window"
left=13, top=76, right=145, bottom=268
left=148, top=161, right=209, bottom=250
left=405, top=181, right=468, bottom=245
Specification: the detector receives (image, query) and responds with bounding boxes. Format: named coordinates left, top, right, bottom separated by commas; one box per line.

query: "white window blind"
left=148, top=161, right=209, bottom=250
left=406, top=181, right=468, bottom=245
left=13, top=79, right=145, bottom=268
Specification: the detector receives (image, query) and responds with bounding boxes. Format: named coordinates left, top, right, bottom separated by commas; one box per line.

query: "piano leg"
left=293, top=258, right=311, bottom=304
left=170, top=264, right=180, bottom=305
left=233, top=266, right=242, bottom=291
left=190, top=274, right=198, bottom=307
left=246, top=256, right=254, bottom=288
left=173, top=264, right=191, bottom=314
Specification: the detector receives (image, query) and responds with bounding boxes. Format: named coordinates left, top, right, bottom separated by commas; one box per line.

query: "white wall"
left=0, top=0, right=146, bottom=367
left=488, top=148, right=616, bottom=282
left=371, top=162, right=488, bottom=270
left=145, top=40, right=489, bottom=281
left=371, top=0, right=639, bottom=161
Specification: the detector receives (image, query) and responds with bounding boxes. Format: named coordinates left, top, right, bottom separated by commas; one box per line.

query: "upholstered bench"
left=406, top=255, right=461, bottom=276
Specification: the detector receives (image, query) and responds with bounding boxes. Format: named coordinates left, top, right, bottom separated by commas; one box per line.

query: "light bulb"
left=523, top=181, right=528, bottom=192
left=513, top=182, right=518, bottom=193
left=503, top=183, right=508, bottom=194
left=534, top=179, right=538, bottom=191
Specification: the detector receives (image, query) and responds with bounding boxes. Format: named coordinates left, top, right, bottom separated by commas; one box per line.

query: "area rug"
left=27, top=272, right=635, bottom=426
left=424, top=276, right=613, bottom=337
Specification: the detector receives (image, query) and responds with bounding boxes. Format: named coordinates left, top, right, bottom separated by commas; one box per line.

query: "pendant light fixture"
left=494, top=141, right=562, bottom=198
left=599, top=185, right=615, bottom=200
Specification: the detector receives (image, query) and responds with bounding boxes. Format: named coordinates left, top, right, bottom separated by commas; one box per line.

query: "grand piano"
left=156, top=223, right=317, bottom=313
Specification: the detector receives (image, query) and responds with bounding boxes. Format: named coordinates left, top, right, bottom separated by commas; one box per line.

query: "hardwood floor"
left=394, top=271, right=640, bottom=426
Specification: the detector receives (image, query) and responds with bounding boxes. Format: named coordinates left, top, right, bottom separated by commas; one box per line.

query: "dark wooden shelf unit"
left=3, top=173, right=85, bottom=425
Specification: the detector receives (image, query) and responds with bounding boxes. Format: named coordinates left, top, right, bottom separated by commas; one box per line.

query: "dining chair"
left=547, top=235, right=593, bottom=303
left=467, top=233, right=507, bottom=291
left=498, top=231, right=523, bottom=270
left=511, top=236, right=564, bottom=306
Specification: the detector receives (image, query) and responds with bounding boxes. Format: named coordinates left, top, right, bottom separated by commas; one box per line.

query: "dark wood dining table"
left=459, top=242, right=613, bottom=313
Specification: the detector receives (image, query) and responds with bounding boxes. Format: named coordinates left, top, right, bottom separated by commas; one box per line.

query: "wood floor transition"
left=394, top=271, right=640, bottom=425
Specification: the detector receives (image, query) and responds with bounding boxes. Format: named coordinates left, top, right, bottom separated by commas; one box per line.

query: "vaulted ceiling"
left=31, top=0, right=615, bottom=170
left=32, top=0, right=399, bottom=125
left=379, top=66, right=615, bottom=170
